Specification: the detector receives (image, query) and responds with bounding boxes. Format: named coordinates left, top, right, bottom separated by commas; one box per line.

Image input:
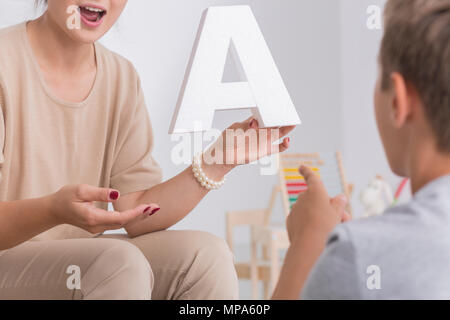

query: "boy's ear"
left=390, top=72, right=412, bottom=128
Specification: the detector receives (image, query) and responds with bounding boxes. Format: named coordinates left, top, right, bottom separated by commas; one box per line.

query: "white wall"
left=0, top=0, right=41, bottom=27
left=1, top=0, right=409, bottom=244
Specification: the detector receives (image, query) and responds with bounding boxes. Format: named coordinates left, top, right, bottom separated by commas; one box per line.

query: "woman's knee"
left=82, top=239, right=153, bottom=300
left=180, top=231, right=239, bottom=299
left=189, top=231, right=234, bottom=258
left=125, top=230, right=238, bottom=299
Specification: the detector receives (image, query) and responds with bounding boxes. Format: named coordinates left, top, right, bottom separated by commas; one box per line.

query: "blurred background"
left=1, top=0, right=409, bottom=299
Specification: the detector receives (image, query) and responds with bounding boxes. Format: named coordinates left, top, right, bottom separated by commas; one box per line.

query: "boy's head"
left=375, top=0, right=450, bottom=176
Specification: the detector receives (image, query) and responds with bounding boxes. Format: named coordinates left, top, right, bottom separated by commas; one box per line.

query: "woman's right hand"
left=46, top=184, right=159, bottom=234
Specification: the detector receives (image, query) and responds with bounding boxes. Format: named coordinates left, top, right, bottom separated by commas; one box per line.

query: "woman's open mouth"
left=79, top=5, right=107, bottom=28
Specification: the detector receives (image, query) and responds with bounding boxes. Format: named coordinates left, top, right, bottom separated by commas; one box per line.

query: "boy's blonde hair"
left=381, top=0, right=450, bottom=152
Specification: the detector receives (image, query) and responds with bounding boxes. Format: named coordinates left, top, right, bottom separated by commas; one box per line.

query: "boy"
left=273, top=0, right=450, bottom=299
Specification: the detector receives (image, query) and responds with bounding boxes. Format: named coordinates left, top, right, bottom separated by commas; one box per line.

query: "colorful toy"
left=279, top=152, right=352, bottom=215
left=360, top=175, right=393, bottom=218
left=393, top=178, right=409, bottom=205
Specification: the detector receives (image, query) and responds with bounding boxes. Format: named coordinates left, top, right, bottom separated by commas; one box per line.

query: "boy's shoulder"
left=304, top=178, right=450, bottom=299
left=326, top=200, right=429, bottom=274
left=332, top=202, right=418, bottom=248
left=337, top=174, right=450, bottom=251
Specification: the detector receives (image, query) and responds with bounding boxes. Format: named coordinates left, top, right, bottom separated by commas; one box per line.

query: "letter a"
left=366, top=5, right=382, bottom=30
left=66, top=5, right=81, bottom=30
left=169, top=5, right=301, bottom=133
left=66, top=265, right=81, bottom=290
left=366, top=265, right=381, bottom=290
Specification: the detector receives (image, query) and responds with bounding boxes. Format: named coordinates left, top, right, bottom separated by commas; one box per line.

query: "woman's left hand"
left=203, top=117, right=295, bottom=175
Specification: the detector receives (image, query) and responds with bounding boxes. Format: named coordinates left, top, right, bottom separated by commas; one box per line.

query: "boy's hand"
left=287, top=166, right=351, bottom=245
left=273, top=166, right=351, bottom=299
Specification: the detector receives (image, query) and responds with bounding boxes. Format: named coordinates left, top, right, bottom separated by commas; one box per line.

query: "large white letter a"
left=169, top=5, right=301, bottom=134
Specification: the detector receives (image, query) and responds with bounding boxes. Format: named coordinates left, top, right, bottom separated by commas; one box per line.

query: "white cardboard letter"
left=169, top=5, right=301, bottom=134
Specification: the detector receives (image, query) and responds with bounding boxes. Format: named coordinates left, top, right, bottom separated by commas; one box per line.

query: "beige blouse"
left=0, top=22, right=163, bottom=240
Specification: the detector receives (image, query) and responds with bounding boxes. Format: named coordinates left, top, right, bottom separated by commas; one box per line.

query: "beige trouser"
left=0, top=230, right=239, bottom=300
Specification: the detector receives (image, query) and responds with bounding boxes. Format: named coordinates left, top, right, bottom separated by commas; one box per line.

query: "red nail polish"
left=149, top=207, right=160, bottom=216
left=287, top=137, right=290, bottom=143
left=109, top=191, right=119, bottom=200
left=143, top=206, right=151, bottom=214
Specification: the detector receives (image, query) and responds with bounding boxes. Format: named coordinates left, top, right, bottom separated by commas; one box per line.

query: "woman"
left=0, top=0, right=293, bottom=299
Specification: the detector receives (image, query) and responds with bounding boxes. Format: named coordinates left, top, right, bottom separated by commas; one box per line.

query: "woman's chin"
left=66, top=29, right=105, bottom=44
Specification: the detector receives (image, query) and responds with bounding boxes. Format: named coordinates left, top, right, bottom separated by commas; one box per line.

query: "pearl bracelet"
left=192, top=154, right=226, bottom=190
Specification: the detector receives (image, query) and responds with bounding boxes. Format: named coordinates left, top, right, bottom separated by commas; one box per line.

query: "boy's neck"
left=409, top=142, right=450, bottom=194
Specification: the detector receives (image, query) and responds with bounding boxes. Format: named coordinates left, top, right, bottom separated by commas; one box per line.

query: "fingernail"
left=287, top=137, right=290, bottom=143
left=143, top=206, right=151, bottom=214
left=109, top=191, right=119, bottom=200
left=149, top=207, right=160, bottom=216
left=338, top=195, right=348, bottom=204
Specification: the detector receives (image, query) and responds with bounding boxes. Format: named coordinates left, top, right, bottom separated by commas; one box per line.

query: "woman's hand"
left=47, top=184, right=160, bottom=234
left=287, top=166, right=351, bottom=244
left=202, top=117, right=296, bottom=177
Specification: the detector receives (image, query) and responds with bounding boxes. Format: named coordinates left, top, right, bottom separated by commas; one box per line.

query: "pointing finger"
left=299, top=166, right=322, bottom=187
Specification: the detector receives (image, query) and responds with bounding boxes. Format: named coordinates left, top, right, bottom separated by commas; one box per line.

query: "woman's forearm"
left=120, top=120, right=293, bottom=237
left=123, top=163, right=232, bottom=237
left=0, top=196, right=58, bottom=250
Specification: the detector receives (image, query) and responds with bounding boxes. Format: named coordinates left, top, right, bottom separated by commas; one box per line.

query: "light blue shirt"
left=301, top=175, right=450, bottom=300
